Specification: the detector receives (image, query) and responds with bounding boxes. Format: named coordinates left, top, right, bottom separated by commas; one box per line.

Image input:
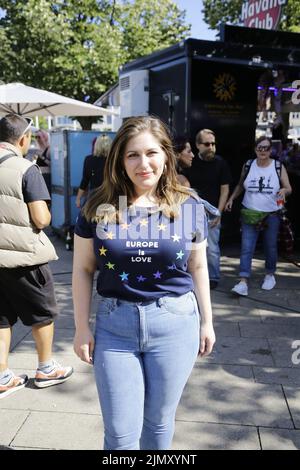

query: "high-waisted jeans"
left=93, top=290, right=200, bottom=450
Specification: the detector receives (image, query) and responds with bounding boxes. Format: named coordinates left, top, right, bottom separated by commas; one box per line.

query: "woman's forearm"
left=72, top=269, right=94, bottom=329
left=192, top=267, right=213, bottom=326
left=230, top=184, right=244, bottom=201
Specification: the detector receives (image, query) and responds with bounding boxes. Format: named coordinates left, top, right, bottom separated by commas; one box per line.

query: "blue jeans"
left=207, top=221, right=221, bottom=282
left=239, top=213, right=280, bottom=278
left=93, top=291, right=200, bottom=450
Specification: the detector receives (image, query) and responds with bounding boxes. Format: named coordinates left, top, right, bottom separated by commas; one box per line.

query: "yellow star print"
left=157, top=223, right=167, bottom=231
left=106, top=231, right=114, bottom=240
left=106, top=262, right=115, bottom=270
left=121, top=223, right=130, bottom=230
left=140, top=219, right=148, bottom=227
left=99, top=246, right=107, bottom=256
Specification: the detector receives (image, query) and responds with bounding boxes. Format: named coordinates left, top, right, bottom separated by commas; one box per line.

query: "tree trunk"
left=76, top=116, right=102, bottom=130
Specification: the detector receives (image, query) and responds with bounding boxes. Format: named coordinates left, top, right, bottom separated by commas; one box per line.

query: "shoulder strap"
left=243, top=159, right=254, bottom=181
left=0, top=153, right=16, bottom=165
left=275, top=159, right=282, bottom=183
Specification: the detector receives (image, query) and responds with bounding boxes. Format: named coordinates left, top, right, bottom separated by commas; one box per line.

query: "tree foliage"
left=202, top=0, right=300, bottom=33
left=0, top=0, right=190, bottom=104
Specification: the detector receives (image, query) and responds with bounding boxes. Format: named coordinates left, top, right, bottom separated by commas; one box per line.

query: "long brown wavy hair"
left=83, top=116, right=194, bottom=224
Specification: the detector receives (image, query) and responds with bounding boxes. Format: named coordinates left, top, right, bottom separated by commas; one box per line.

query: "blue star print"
left=119, top=272, right=129, bottom=281
left=153, top=270, right=162, bottom=279
left=167, top=263, right=177, bottom=270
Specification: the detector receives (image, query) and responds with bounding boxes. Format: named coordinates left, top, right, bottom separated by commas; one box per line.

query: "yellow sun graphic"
left=213, top=73, right=237, bottom=102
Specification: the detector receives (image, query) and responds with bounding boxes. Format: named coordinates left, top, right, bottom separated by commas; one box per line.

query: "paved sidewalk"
left=1, top=234, right=300, bottom=450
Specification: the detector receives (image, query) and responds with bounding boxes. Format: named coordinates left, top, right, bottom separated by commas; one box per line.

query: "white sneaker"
left=261, top=274, right=276, bottom=290
left=231, top=281, right=248, bottom=296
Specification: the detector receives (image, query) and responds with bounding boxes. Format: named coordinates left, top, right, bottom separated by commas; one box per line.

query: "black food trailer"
left=119, top=25, right=300, bottom=244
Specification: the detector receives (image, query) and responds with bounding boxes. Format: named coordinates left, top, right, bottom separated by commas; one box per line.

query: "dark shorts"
left=0, top=264, right=58, bottom=328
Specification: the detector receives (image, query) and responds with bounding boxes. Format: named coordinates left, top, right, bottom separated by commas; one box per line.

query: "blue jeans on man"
left=207, top=220, right=221, bottom=284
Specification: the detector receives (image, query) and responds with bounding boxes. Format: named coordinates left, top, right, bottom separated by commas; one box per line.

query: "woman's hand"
left=225, top=198, right=233, bottom=212
left=277, top=188, right=288, bottom=202
left=75, top=196, right=81, bottom=208
left=199, top=323, right=216, bottom=357
left=74, top=327, right=95, bottom=365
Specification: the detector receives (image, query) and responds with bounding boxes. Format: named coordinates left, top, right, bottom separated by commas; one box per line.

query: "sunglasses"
left=257, top=145, right=271, bottom=152
left=200, top=142, right=216, bottom=147
left=23, top=118, right=33, bottom=135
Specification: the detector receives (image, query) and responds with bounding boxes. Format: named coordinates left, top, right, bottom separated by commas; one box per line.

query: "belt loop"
left=157, top=297, right=163, bottom=307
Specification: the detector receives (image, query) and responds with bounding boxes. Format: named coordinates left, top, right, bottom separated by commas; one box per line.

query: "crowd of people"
left=0, top=112, right=296, bottom=450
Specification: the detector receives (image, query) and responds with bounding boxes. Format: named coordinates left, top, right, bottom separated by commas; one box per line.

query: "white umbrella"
left=0, top=82, right=118, bottom=117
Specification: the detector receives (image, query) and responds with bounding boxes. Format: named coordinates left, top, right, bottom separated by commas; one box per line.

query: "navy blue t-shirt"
left=22, top=165, right=50, bottom=202
left=75, top=196, right=207, bottom=302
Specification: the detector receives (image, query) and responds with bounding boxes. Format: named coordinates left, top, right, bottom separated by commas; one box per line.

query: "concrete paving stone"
left=177, top=367, right=293, bottom=428
left=268, top=338, right=300, bottom=368
left=259, top=428, right=300, bottom=450
left=7, top=352, right=93, bottom=374
left=10, top=321, right=31, bottom=350
left=11, top=411, right=103, bottom=450
left=260, top=311, right=300, bottom=324
left=204, top=336, right=275, bottom=366
left=213, top=321, right=240, bottom=338
left=240, top=321, right=300, bottom=339
left=192, top=362, right=255, bottom=381
left=53, top=314, right=76, bottom=329
left=253, top=366, right=300, bottom=386
left=211, top=290, right=240, bottom=306
left=13, top=328, right=75, bottom=355
left=173, top=421, right=260, bottom=450
left=0, top=368, right=100, bottom=415
left=0, top=410, right=30, bottom=446
left=283, top=386, right=300, bottom=429
left=212, top=304, right=262, bottom=323
left=242, top=290, right=298, bottom=311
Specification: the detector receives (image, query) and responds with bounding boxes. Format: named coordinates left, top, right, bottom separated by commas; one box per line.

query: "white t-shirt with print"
left=242, top=159, right=280, bottom=212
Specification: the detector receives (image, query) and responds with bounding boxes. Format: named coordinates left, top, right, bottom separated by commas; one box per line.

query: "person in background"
left=35, top=129, right=51, bottom=194
left=0, top=114, right=73, bottom=399
left=76, top=134, right=112, bottom=208
left=184, top=129, right=232, bottom=290
left=173, top=135, right=194, bottom=187
left=72, top=116, right=215, bottom=450
left=225, top=136, right=292, bottom=296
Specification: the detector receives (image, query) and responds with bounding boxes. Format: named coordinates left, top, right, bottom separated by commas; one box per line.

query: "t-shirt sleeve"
left=220, top=159, right=232, bottom=186
left=74, top=211, right=94, bottom=238
left=22, top=165, right=50, bottom=203
left=192, top=200, right=208, bottom=243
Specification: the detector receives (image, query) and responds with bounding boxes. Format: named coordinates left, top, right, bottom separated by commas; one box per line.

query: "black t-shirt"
left=22, top=165, right=50, bottom=202
left=79, top=155, right=106, bottom=191
left=184, top=155, right=232, bottom=208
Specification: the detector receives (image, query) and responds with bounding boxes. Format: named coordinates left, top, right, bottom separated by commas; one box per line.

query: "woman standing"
left=226, top=136, right=292, bottom=296
left=173, top=135, right=194, bottom=187
left=76, top=134, right=112, bottom=208
left=72, top=116, right=215, bottom=450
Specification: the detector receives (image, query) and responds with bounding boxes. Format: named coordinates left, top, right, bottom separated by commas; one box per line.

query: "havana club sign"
left=241, top=0, right=287, bottom=30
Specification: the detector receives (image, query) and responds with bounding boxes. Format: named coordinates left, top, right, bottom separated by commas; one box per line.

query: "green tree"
left=119, top=0, right=189, bottom=61
left=202, top=0, right=300, bottom=33
left=0, top=0, right=190, bottom=128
